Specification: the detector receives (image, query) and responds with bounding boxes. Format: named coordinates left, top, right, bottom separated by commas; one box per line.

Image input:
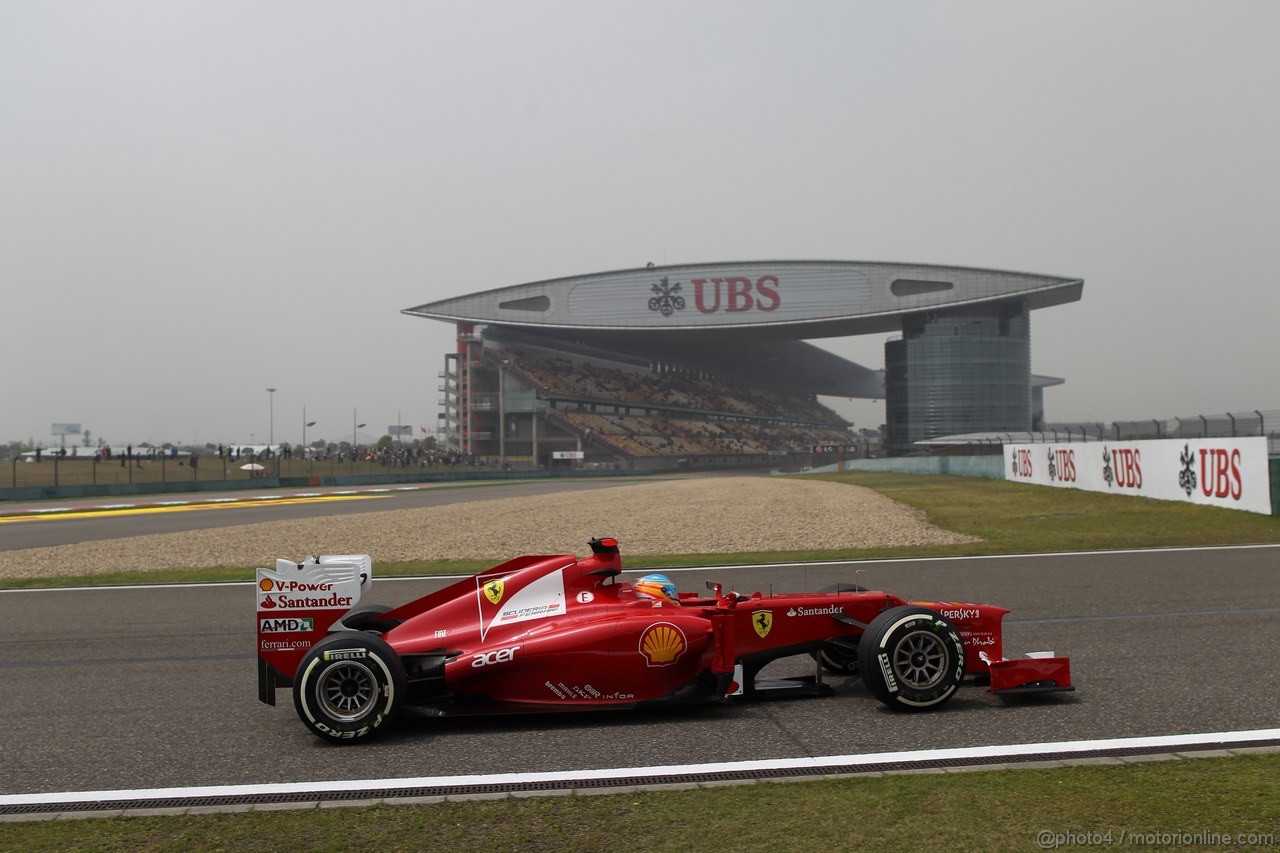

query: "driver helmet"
left=634, top=573, right=680, bottom=606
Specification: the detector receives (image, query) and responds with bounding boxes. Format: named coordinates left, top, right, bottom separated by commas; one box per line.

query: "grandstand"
left=451, top=339, right=853, bottom=469
left=406, top=260, right=1083, bottom=466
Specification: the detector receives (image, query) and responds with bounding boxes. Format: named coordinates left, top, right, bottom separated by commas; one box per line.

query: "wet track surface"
left=2, top=545, right=1277, bottom=795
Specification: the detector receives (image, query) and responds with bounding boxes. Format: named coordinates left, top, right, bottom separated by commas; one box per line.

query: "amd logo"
left=259, top=617, right=315, bottom=634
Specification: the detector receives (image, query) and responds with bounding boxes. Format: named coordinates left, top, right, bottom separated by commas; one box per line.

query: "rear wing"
left=256, top=554, right=372, bottom=705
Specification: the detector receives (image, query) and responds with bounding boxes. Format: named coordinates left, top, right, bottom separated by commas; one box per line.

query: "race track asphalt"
left=2, top=545, right=1277, bottom=795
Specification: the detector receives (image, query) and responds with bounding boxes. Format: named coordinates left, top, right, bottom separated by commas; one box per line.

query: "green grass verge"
left=3, top=754, right=1276, bottom=852
left=5, top=472, right=1278, bottom=589
left=814, top=471, right=1280, bottom=553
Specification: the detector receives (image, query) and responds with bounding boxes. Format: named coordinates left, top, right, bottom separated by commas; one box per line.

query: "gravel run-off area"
left=0, top=477, right=978, bottom=579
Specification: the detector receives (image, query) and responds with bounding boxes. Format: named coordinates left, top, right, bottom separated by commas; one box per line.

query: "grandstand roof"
left=403, top=260, right=1083, bottom=343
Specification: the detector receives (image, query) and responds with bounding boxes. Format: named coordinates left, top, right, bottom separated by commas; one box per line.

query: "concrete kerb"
left=5, top=745, right=1279, bottom=823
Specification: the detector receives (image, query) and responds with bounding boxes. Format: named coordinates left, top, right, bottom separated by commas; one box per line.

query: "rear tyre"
left=857, top=606, right=964, bottom=711
left=293, top=633, right=406, bottom=743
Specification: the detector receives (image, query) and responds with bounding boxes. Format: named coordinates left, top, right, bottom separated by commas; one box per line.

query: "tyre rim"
left=318, top=661, right=378, bottom=722
left=892, top=630, right=947, bottom=690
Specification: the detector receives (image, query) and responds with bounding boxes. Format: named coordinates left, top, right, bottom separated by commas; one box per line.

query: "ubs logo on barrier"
left=1196, top=446, right=1243, bottom=500
left=1047, top=448, right=1077, bottom=483
left=1011, top=448, right=1034, bottom=478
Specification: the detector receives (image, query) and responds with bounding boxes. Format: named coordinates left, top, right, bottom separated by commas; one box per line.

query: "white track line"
left=3, top=728, right=1277, bottom=807
left=4, top=542, right=1277, bottom=594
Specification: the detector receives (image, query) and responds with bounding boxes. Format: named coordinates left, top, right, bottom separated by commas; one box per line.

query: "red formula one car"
left=256, top=538, right=1073, bottom=742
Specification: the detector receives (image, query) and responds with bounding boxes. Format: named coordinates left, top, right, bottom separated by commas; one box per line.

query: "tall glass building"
left=885, top=302, right=1031, bottom=455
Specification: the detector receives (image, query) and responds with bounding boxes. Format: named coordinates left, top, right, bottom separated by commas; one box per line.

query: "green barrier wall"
left=1271, top=457, right=1279, bottom=516
left=798, top=456, right=1006, bottom=480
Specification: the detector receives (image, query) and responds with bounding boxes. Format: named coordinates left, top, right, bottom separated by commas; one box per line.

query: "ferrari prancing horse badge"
left=753, top=610, right=773, bottom=638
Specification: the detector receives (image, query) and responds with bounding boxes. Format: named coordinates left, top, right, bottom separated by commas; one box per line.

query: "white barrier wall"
left=1006, top=437, right=1273, bottom=515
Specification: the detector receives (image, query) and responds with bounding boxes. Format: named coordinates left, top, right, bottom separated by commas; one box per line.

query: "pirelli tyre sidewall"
left=858, top=606, right=965, bottom=711
left=293, top=633, right=407, bottom=743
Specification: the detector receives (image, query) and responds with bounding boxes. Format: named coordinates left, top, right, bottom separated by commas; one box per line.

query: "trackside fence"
left=1049, top=408, right=1278, bottom=443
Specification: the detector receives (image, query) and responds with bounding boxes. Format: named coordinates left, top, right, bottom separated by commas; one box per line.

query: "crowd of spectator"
left=495, top=349, right=846, bottom=427
left=489, top=347, right=851, bottom=459
left=247, top=444, right=487, bottom=468
left=553, top=412, right=851, bottom=458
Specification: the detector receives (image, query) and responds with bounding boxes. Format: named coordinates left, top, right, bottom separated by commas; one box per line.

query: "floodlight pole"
left=352, top=409, right=366, bottom=473
left=266, top=388, right=277, bottom=449
left=303, top=406, right=317, bottom=452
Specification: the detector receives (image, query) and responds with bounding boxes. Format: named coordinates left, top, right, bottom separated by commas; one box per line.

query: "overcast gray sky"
left=3, top=1, right=1277, bottom=448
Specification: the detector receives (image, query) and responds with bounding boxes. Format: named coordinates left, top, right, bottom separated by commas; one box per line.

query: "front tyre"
left=293, top=633, right=406, bottom=743
left=857, top=606, right=964, bottom=711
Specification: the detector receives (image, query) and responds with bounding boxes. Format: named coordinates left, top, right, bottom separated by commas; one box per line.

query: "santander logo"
left=689, top=275, right=781, bottom=313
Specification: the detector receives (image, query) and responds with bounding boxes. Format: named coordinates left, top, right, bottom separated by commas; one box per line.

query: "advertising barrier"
left=1006, top=437, right=1272, bottom=515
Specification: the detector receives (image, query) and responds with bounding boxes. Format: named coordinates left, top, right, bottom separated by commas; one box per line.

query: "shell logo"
left=258, top=578, right=274, bottom=592
left=639, top=622, right=687, bottom=667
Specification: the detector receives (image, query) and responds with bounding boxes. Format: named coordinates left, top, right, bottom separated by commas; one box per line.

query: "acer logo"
left=689, top=275, right=780, bottom=313
left=471, top=645, right=520, bottom=668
